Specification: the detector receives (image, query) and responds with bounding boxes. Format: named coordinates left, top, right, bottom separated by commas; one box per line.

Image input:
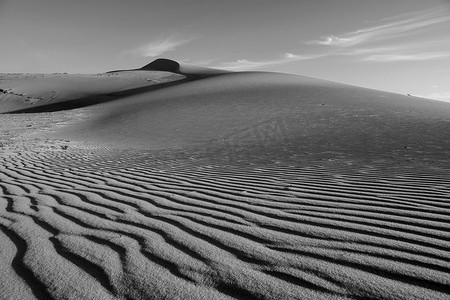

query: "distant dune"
left=0, top=70, right=185, bottom=114
left=1, top=59, right=450, bottom=300
left=0, top=59, right=230, bottom=114
left=111, top=58, right=232, bottom=77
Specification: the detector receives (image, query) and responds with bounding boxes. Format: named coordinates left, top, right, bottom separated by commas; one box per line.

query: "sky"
left=0, top=0, right=449, bottom=101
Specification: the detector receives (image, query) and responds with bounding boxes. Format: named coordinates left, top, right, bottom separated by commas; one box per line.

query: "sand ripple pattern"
left=1, top=149, right=450, bottom=300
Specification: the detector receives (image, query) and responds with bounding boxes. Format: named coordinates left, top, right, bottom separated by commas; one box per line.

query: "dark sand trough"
left=1, top=59, right=450, bottom=300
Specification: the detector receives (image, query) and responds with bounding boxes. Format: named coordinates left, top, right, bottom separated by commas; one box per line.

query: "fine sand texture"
left=1, top=59, right=450, bottom=300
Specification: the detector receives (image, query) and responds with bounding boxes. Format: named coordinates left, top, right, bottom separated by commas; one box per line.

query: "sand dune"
left=0, top=70, right=185, bottom=113
left=0, top=59, right=227, bottom=114
left=1, top=59, right=450, bottom=300
left=53, top=70, right=450, bottom=161
left=110, top=58, right=232, bottom=78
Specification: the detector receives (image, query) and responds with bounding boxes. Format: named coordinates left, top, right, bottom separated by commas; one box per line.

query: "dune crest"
left=125, top=58, right=231, bottom=78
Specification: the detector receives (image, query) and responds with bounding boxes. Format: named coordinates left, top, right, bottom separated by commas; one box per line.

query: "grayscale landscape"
left=1, top=1, right=450, bottom=299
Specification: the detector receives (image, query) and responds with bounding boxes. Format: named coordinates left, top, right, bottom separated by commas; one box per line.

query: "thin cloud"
left=214, top=6, right=450, bottom=71
left=216, top=53, right=323, bottom=71
left=306, top=6, right=450, bottom=47
left=128, top=35, right=197, bottom=57
left=217, top=59, right=285, bottom=71
left=340, top=45, right=405, bottom=55
left=363, top=52, right=450, bottom=62
left=308, top=35, right=362, bottom=47
left=285, top=53, right=299, bottom=59
left=302, top=6, right=450, bottom=63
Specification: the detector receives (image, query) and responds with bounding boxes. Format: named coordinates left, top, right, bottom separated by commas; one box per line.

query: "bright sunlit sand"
left=1, top=58, right=450, bottom=300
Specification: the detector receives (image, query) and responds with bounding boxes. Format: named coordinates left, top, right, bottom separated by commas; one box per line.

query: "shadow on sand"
left=7, top=77, right=192, bottom=114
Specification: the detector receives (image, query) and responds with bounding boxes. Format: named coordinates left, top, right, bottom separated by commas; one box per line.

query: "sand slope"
left=1, top=59, right=450, bottom=300
left=0, top=71, right=185, bottom=113
left=55, top=70, right=450, bottom=163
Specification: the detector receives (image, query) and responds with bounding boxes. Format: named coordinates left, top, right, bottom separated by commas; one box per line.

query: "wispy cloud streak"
left=307, top=7, right=450, bottom=47
left=128, top=35, right=197, bottom=57
left=363, top=52, right=450, bottom=62
left=214, top=6, right=450, bottom=71
left=216, top=53, right=324, bottom=71
left=302, top=6, right=450, bottom=63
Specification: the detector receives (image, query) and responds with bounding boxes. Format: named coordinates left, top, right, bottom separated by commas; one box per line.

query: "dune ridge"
left=110, top=58, right=232, bottom=78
